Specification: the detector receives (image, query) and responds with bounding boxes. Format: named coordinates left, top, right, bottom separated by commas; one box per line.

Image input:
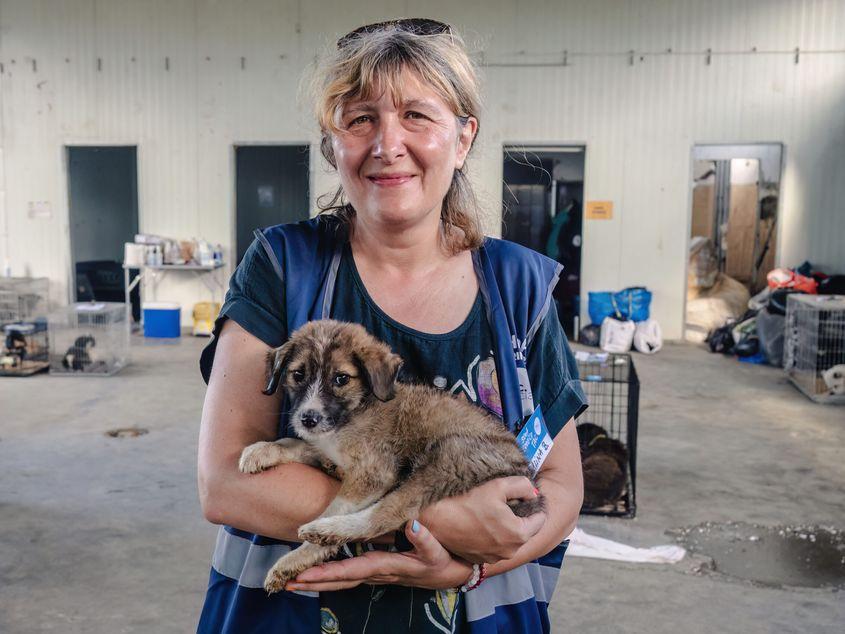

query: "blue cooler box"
left=143, top=302, right=181, bottom=338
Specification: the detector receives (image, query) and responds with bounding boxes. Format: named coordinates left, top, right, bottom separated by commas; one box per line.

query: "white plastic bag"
left=600, top=317, right=635, bottom=353
left=634, top=318, right=663, bottom=354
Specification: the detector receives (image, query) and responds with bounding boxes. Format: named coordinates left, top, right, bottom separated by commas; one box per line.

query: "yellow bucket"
left=192, top=302, right=220, bottom=337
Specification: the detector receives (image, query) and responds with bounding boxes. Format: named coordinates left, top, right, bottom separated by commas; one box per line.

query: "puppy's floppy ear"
left=263, top=340, right=296, bottom=396
left=355, top=343, right=402, bottom=402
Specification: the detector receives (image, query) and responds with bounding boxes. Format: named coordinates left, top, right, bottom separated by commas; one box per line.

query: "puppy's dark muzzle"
left=300, top=410, right=322, bottom=429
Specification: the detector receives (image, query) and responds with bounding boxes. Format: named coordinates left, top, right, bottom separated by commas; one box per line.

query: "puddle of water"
left=105, top=427, right=149, bottom=438
left=670, top=521, right=845, bottom=589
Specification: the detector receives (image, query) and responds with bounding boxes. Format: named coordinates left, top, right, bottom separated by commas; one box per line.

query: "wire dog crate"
left=48, top=302, right=130, bottom=376
left=784, top=294, right=845, bottom=404
left=575, top=351, right=639, bottom=517
left=0, top=277, right=51, bottom=376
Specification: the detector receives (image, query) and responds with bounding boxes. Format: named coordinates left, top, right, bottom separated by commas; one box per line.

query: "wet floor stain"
left=669, top=521, right=845, bottom=589
left=104, top=427, right=149, bottom=438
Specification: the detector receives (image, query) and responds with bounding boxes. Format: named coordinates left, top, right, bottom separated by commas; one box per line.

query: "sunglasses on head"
left=337, top=18, right=451, bottom=48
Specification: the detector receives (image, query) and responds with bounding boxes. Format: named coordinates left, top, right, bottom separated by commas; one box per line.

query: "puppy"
left=239, top=319, right=544, bottom=594
left=576, top=422, right=628, bottom=510
left=822, top=364, right=845, bottom=396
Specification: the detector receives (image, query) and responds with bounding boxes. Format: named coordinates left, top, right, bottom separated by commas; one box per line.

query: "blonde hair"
left=311, top=24, right=484, bottom=253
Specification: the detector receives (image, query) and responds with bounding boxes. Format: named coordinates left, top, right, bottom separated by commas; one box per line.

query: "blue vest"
left=199, top=217, right=569, bottom=633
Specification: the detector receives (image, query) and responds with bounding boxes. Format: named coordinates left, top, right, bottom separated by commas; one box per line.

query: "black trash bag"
left=734, top=335, right=760, bottom=357
left=706, top=323, right=735, bottom=354
left=768, top=288, right=800, bottom=315
left=578, top=324, right=601, bottom=347
left=757, top=308, right=785, bottom=367
left=818, top=275, right=845, bottom=295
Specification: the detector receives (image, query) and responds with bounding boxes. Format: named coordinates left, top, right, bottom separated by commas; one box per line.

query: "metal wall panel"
left=0, top=0, right=842, bottom=335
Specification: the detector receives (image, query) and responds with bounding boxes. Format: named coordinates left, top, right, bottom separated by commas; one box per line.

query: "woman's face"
left=331, top=68, right=477, bottom=231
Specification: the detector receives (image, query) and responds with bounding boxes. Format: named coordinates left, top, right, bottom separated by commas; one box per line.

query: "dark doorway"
left=67, top=146, right=140, bottom=318
left=502, top=147, right=585, bottom=337
left=235, top=145, right=310, bottom=265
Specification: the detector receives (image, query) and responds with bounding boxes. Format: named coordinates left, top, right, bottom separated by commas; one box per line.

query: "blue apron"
left=199, top=216, right=569, bottom=633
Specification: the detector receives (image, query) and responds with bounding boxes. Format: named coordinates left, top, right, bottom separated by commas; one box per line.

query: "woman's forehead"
left=344, top=67, right=452, bottom=111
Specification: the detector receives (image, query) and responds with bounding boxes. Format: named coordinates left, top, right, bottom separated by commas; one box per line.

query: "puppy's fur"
left=239, top=319, right=543, bottom=594
left=576, top=422, right=628, bottom=510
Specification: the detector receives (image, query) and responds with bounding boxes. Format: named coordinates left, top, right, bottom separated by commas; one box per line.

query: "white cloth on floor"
left=566, top=527, right=686, bottom=564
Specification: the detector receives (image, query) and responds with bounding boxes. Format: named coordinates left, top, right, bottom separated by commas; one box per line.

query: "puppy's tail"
left=507, top=493, right=546, bottom=517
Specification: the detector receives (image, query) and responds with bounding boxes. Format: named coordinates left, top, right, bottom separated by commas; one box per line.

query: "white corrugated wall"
left=0, top=0, right=843, bottom=336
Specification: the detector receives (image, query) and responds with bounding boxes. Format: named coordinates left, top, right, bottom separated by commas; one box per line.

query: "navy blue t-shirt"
left=199, top=236, right=587, bottom=633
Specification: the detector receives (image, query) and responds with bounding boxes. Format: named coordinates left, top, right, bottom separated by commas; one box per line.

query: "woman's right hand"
left=418, top=476, right=546, bottom=564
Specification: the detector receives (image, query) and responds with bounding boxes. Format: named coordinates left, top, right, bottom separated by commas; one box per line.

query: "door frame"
left=501, top=143, right=587, bottom=334
left=229, top=141, right=312, bottom=272
left=62, top=143, right=141, bottom=305
left=683, top=142, right=785, bottom=339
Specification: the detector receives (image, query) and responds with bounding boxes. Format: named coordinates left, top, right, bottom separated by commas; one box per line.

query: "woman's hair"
left=311, top=22, right=484, bottom=253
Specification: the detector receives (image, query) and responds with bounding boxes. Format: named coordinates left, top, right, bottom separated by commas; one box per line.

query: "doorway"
left=235, top=145, right=310, bottom=265
left=502, top=146, right=585, bottom=337
left=686, top=143, right=783, bottom=340
left=67, top=146, right=140, bottom=317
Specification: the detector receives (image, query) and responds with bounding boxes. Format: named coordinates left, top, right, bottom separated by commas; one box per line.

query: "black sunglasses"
left=337, top=18, right=451, bottom=48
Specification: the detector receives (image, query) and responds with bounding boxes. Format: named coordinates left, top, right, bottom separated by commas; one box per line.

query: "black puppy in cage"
left=577, top=422, right=629, bottom=510
left=61, top=335, right=96, bottom=371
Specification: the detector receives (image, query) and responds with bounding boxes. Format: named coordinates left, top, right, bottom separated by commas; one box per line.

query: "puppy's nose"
left=300, top=410, right=322, bottom=429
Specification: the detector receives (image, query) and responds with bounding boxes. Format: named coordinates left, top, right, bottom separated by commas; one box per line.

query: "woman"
left=197, top=20, right=586, bottom=633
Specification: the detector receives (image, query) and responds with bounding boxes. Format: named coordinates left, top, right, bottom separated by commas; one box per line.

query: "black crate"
left=575, top=351, right=639, bottom=518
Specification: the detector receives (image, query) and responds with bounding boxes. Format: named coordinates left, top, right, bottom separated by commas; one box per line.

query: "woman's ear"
left=455, top=116, right=478, bottom=170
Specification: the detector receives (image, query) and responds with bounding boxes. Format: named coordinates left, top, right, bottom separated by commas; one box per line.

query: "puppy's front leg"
left=264, top=541, right=340, bottom=594
left=239, top=437, right=321, bottom=474
left=265, top=489, right=381, bottom=593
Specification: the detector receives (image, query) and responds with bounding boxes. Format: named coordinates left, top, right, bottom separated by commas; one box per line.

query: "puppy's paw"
left=298, top=518, right=347, bottom=547
left=239, top=441, right=281, bottom=474
left=264, top=565, right=298, bottom=594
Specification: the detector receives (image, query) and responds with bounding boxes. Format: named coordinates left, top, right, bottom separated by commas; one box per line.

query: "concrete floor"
left=1, top=334, right=843, bottom=633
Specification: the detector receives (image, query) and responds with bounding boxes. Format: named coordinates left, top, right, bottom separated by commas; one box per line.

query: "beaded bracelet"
left=459, top=563, right=488, bottom=592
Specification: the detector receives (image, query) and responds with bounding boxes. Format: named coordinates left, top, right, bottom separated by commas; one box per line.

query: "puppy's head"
left=263, top=320, right=402, bottom=438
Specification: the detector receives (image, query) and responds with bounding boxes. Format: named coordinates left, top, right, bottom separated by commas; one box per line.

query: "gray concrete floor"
left=0, top=334, right=843, bottom=633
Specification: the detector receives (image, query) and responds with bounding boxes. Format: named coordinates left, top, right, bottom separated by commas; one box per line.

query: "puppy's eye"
left=333, top=373, right=350, bottom=387
left=291, top=369, right=305, bottom=383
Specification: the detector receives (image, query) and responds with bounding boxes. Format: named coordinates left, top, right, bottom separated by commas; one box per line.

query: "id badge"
left=515, top=405, right=554, bottom=475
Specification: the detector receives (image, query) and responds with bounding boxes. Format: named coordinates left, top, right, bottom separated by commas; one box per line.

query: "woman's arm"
left=198, top=319, right=341, bottom=540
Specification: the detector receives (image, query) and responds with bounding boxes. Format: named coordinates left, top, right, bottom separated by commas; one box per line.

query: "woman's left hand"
left=285, top=520, right=473, bottom=592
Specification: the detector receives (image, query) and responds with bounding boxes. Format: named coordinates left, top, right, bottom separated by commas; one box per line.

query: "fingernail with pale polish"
left=412, top=520, right=420, bottom=533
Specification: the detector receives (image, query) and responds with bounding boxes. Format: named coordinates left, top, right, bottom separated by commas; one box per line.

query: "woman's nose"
left=372, top=116, right=406, bottom=163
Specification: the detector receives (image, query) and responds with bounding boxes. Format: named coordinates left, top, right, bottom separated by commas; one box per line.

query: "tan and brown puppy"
left=239, top=319, right=544, bottom=594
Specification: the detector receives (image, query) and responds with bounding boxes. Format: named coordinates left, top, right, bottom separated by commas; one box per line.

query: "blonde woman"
left=197, top=20, right=586, bottom=633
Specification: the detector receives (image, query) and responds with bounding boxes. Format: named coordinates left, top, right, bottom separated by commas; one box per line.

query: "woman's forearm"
left=200, top=459, right=342, bottom=541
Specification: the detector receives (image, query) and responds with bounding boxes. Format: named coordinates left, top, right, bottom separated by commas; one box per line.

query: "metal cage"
left=0, top=277, right=51, bottom=376
left=784, top=294, right=845, bottom=404
left=575, top=351, right=640, bottom=518
left=48, top=302, right=130, bottom=376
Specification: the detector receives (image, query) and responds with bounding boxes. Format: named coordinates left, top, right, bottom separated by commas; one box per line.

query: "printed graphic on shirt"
left=424, top=589, right=460, bottom=632
left=448, top=354, right=504, bottom=419
left=320, top=607, right=340, bottom=634
left=477, top=356, right=503, bottom=417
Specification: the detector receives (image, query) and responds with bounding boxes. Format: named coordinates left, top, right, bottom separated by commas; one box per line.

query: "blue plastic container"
left=143, top=302, right=181, bottom=338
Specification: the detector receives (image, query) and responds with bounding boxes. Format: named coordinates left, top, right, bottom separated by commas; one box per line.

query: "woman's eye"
left=348, top=115, right=372, bottom=127
left=291, top=370, right=305, bottom=383
left=333, top=373, right=350, bottom=387
left=405, top=111, right=428, bottom=120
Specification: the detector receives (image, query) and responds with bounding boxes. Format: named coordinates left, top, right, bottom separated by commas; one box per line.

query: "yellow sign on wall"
left=586, top=201, right=614, bottom=220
